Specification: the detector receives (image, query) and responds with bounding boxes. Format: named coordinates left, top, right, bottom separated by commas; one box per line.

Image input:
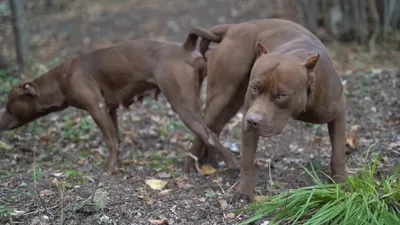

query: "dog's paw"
left=231, top=185, right=254, bottom=204
left=231, top=192, right=253, bottom=205
left=102, top=159, right=119, bottom=175
left=183, top=158, right=199, bottom=175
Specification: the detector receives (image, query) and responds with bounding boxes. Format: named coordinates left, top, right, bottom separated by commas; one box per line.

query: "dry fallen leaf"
left=172, top=177, right=190, bottom=189
left=51, top=178, right=66, bottom=189
left=149, top=219, right=168, bottom=225
left=145, top=179, right=168, bottom=190
left=159, top=189, right=172, bottom=195
left=119, top=159, right=137, bottom=165
left=77, top=157, right=87, bottom=165
left=157, top=171, right=172, bottom=179
left=173, top=132, right=186, bottom=140
left=0, top=140, right=12, bottom=151
left=345, top=132, right=357, bottom=154
left=350, top=124, right=361, bottom=132
left=47, top=127, right=57, bottom=135
left=140, top=193, right=153, bottom=205
left=226, top=213, right=235, bottom=219
left=39, top=189, right=54, bottom=197
left=254, top=195, right=268, bottom=202
left=51, top=172, right=64, bottom=178
left=212, top=179, right=222, bottom=184
left=218, top=199, right=228, bottom=210
left=40, top=136, right=50, bottom=145
left=313, top=136, right=323, bottom=144
left=200, top=164, right=216, bottom=175
left=388, top=141, right=400, bottom=149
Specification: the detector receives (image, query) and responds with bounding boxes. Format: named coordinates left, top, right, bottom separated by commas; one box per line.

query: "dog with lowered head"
left=0, top=29, right=238, bottom=173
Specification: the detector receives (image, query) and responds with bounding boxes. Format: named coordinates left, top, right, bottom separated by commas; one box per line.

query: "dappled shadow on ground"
left=0, top=1, right=399, bottom=224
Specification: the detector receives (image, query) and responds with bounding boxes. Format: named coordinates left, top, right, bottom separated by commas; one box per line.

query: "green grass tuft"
left=239, top=148, right=400, bottom=225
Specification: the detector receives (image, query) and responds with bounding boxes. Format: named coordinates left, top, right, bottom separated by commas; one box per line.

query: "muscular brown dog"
left=188, top=19, right=347, bottom=201
left=0, top=29, right=238, bottom=173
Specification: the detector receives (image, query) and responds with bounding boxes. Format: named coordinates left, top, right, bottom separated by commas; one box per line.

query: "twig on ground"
left=228, top=180, right=240, bottom=193
left=22, top=205, right=59, bottom=216
left=33, top=150, right=54, bottom=225
left=268, top=136, right=280, bottom=188
left=188, top=152, right=202, bottom=174
left=309, top=124, right=322, bottom=158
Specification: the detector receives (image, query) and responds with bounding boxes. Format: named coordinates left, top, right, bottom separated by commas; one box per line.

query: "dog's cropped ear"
left=256, top=42, right=269, bottom=59
left=303, top=54, right=320, bottom=71
left=22, top=82, right=39, bottom=96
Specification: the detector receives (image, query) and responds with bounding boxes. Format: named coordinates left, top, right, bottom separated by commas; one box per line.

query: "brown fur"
left=0, top=30, right=238, bottom=173
left=187, top=19, right=347, bottom=201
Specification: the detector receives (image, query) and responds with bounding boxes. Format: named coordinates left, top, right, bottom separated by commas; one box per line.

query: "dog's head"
left=0, top=82, right=42, bottom=131
left=244, top=43, right=319, bottom=137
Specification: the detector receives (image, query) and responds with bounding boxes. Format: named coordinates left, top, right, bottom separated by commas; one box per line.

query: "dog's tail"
left=197, top=24, right=234, bottom=57
left=183, top=26, right=222, bottom=70
left=182, top=26, right=221, bottom=52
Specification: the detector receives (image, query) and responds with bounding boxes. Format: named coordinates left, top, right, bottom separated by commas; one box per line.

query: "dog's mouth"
left=258, top=126, right=284, bottom=138
left=0, top=111, right=24, bottom=132
left=245, top=124, right=277, bottom=137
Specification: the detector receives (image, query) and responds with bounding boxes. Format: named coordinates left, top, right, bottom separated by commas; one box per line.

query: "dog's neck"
left=33, top=67, right=68, bottom=114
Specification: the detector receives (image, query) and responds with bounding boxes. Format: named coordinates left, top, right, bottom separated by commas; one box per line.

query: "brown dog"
left=187, top=19, right=347, bottom=201
left=0, top=29, right=238, bottom=173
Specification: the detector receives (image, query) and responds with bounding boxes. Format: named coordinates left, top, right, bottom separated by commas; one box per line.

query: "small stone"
left=217, top=16, right=226, bottom=23
left=231, top=9, right=238, bottom=17
left=83, top=37, right=91, bottom=44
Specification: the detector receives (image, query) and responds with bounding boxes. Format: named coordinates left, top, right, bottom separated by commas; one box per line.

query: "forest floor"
left=0, top=0, right=399, bottom=224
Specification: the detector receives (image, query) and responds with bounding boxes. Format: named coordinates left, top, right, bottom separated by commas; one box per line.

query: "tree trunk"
left=359, top=0, right=368, bottom=45
left=0, top=54, right=8, bottom=70
left=321, top=0, right=331, bottom=34
left=383, top=0, right=396, bottom=41
left=45, top=0, right=52, bottom=12
left=368, top=0, right=380, bottom=53
left=9, top=0, right=29, bottom=69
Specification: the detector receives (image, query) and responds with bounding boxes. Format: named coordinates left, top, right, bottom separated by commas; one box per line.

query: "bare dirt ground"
left=0, top=0, right=399, bottom=224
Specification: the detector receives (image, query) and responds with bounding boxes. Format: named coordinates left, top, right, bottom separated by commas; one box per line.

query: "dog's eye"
left=276, top=93, right=287, bottom=99
left=250, top=85, right=258, bottom=94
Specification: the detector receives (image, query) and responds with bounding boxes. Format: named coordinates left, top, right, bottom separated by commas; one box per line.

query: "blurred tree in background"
left=9, top=0, right=29, bottom=69
left=2, top=0, right=399, bottom=70
left=293, top=0, right=399, bottom=51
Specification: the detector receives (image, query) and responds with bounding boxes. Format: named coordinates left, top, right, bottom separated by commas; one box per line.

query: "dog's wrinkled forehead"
left=252, top=57, right=308, bottom=92
left=251, top=61, right=280, bottom=89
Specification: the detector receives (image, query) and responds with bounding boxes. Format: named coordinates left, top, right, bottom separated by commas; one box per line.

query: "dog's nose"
left=246, top=113, right=262, bottom=127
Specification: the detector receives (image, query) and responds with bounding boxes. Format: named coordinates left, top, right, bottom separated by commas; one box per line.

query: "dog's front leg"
left=235, top=116, right=259, bottom=202
left=327, top=98, right=347, bottom=183
left=84, top=101, right=119, bottom=173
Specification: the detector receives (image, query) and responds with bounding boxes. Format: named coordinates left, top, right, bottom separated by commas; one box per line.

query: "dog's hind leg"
left=156, top=63, right=238, bottom=172
left=109, top=108, right=121, bottom=145
left=184, top=40, right=254, bottom=173
left=187, top=79, right=248, bottom=169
